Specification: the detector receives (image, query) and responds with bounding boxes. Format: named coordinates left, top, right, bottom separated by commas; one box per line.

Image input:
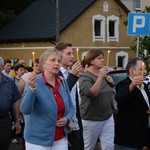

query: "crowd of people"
left=0, top=41, right=150, bottom=150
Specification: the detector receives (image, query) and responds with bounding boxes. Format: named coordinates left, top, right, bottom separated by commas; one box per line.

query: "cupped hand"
left=56, top=117, right=68, bottom=127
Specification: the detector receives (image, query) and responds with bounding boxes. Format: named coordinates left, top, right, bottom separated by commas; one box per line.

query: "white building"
left=121, top=0, right=141, bottom=11
left=141, top=0, right=150, bottom=11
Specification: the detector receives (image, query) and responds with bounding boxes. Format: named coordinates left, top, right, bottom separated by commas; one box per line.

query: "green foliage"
left=123, top=20, right=127, bottom=26
left=0, top=11, right=16, bottom=28
left=139, top=36, right=150, bottom=71
left=0, top=0, right=35, bottom=29
left=130, top=6, right=150, bottom=71
left=144, top=6, right=150, bottom=13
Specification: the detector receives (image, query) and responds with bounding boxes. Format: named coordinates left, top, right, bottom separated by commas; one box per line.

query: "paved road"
left=9, top=143, right=19, bottom=150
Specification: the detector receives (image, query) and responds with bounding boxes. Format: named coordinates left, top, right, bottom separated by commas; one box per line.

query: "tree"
left=131, top=6, right=150, bottom=71
left=0, top=10, right=16, bottom=28
left=0, top=0, right=35, bottom=29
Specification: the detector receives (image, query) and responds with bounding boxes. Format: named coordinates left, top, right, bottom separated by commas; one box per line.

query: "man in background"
left=0, top=56, right=21, bottom=150
left=2, top=59, right=12, bottom=76
left=55, top=42, right=84, bottom=150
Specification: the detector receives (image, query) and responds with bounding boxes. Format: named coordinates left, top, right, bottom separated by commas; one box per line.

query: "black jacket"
left=115, top=77, right=150, bottom=148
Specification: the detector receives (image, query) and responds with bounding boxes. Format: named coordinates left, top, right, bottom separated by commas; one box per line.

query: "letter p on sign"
left=133, top=16, right=145, bottom=33
left=127, top=13, right=150, bottom=36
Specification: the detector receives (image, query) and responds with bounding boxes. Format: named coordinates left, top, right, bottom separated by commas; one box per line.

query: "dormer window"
left=103, top=2, right=108, bottom=12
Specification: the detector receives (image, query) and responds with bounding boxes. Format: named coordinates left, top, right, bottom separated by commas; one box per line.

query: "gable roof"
left=115, top=0, right=130, bottom=14
left=0, top=0, right=129, bottom=42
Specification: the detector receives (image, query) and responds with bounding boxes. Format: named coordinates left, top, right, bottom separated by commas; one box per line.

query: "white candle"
left=141, top=62, right=144, bottom=77
left=32, top=52, right=35, bottom=72
left=76, top=48, right=79, bottom=61
left=106, top=50, right=110, bottom=67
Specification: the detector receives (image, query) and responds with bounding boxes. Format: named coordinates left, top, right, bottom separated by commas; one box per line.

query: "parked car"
left=108, top=68, right=127, bottom=85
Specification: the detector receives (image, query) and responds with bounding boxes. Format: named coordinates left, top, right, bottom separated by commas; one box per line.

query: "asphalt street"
left=9, top=143, right=19, bottom=150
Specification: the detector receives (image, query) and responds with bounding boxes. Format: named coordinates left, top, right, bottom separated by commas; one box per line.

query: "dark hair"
left=14, top=64, right=24, bottom=71
left=55, top=41, right=72, bottom=51
left=35, top=58, right=39, bottom=64
left=85, top=49, right=104, bottom=66
left=32, top=58, right=39, bottom=67
left=4, top=59, right=12, bottom=65
left=81, top=58, right=86, bottom=68
left=126, top=57, right=143, bottom=75
left=24, top=66, right=33, bottom=72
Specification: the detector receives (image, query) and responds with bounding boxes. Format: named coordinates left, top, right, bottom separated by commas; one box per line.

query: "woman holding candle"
left=20, top=48, right=74, bottom=150
left=79, top=49, right=115, bottom=150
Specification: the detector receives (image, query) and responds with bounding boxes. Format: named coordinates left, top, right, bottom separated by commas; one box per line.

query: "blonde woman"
left=20, top=49, right=74, bottom=150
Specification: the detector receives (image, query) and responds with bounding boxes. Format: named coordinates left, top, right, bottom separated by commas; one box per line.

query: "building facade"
left=0, top=0, right=136, bottom=67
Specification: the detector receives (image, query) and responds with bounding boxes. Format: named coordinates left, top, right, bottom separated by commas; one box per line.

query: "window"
left=81, top=51, right=88, bottom=60
left=116, top=51, right=128, bottom=68
left=92, top=15, right=105, bottom=42
left=109, top=20, right=115, bottom=37
left=29, top=59, right=33, bottom=67
left=107, top=15, right=119, bottom=42
left=118, top=56, right=124, bottom=67
left=95, top=20, right=101, bottom=36
left=10, top=59, right=15, bottom=66
left=103, top=2, right=108, bottom=12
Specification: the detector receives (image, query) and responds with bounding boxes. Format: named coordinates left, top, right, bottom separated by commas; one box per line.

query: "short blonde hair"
left=39, top=48, right=62, bottom=69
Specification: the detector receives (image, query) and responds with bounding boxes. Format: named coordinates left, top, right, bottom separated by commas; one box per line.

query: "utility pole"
left=56, top=0, right=60, bottom=43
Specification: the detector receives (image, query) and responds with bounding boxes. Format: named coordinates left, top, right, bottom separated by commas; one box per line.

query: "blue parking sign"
left=127, top=13, right=150, bottom=36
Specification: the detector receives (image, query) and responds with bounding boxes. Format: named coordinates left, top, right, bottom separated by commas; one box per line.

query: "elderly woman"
left=79, top=49, right=115, bottom=150
left=20, top=49, right=74, bottom=150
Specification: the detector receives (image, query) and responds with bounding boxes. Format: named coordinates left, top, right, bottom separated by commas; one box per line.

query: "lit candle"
left=138, top=62, right=145, bottom=89
left=141, top=62, right=144, bottom=77
left=106, top=50, right=110, bottom=67
left=76, top=48, right=79, bottom=61
left=32, top=52, right=35, bottom=72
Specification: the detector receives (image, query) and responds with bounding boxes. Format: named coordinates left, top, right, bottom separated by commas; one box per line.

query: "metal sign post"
left=136, top=36, right=140, bottom=57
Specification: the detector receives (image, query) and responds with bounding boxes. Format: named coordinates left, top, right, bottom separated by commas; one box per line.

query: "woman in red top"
left=21, top=49, right=74, bottom=150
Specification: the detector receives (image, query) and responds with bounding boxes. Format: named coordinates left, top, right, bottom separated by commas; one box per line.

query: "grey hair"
left=0, top=56, right=4, bottom=65
left=126, top=57, right=143, bottom=75
left=39, top=48, right=62, bottom=68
